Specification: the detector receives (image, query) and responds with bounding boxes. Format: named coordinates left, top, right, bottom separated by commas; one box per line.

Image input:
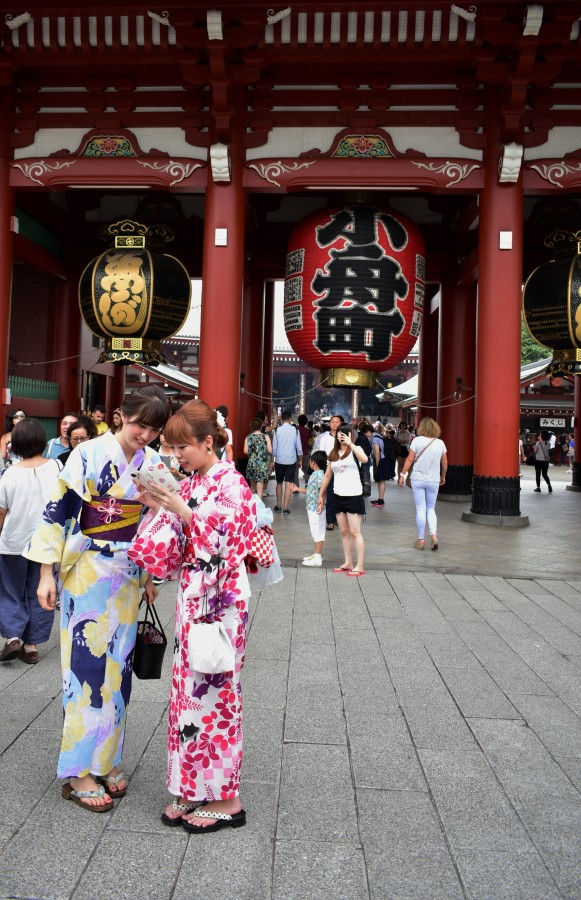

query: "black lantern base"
left=546, top=357, right=581, bottom=377
left=99, top=338, right=166, bottom=366
left=438, top=464, right=473, bottom=500
left=461, top=475, right=529, bottom=528
left=566, top=461, right=581, bottom=492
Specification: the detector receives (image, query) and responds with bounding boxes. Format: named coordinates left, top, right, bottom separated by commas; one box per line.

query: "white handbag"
left=187, top=621, right=235, bottom=674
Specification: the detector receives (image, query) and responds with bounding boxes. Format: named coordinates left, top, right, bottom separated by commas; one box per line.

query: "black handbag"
left=133, top=599, right=167, bottom=680
left=361, top=465, right=372, bottom=497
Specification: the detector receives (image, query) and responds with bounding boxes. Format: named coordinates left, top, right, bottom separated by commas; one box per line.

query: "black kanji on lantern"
left=316, top=206, right=408, bottom=251
left=312, top=257, right=407, bottom=313
left=317, top=305, right=404, bottom=362
left=311, top=205, right=409, bottom=361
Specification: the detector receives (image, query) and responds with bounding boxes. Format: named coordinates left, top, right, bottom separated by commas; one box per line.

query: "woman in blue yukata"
left=25, top=385, right=168, bottom=813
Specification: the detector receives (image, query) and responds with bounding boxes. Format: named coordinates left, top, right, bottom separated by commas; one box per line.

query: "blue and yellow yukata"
left=25, top=432, right=161, bottom=779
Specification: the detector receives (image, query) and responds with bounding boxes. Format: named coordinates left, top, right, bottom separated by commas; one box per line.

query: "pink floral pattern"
left=134, top=461, right=256, bottom=802
left=128, top=511, right=183, bottom=579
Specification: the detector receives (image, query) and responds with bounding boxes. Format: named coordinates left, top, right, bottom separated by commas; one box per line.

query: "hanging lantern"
left=522, top=231, right=581, bottom=376
left=79, top=219, right=191, bottom=365
left=284, top=204, right=425, bottom=387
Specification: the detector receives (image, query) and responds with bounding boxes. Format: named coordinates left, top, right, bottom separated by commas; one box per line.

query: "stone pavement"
left=0, top=465, right=580, bottom=899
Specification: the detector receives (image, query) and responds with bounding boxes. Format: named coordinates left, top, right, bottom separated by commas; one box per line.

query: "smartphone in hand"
left=133, top=463, right=179, bottom=492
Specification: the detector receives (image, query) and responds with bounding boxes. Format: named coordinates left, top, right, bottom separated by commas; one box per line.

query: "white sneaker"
left=302, top=554, right=322, bottom=567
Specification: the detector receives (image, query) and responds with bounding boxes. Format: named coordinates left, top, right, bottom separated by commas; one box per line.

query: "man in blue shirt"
left=272, top=410, right=303, bottom=513
left=43, top=413, right=79, bottom=459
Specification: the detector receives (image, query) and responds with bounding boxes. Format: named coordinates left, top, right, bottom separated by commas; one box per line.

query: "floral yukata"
left=24, top=431, right=161, bottom=780
left=129, top=460, right=256, bottom=802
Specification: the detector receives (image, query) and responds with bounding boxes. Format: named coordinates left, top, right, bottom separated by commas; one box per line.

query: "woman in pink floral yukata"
left=129, top=399, right=256, bottom=834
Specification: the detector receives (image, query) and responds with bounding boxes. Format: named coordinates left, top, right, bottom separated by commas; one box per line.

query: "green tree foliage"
left=521, top=316, right=549, bottom=365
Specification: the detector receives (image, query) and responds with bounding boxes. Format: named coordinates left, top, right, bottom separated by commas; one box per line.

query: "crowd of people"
left=0, top=392, right=575, bottom=836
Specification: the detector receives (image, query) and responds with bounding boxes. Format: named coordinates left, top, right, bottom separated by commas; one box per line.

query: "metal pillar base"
left=438, top=464, right=473, bottom=501
left=566, top=461, right=581, bottom=491
left=461, top=511, right=529, bottom=527
left=462, top=474, right=528, bottom=526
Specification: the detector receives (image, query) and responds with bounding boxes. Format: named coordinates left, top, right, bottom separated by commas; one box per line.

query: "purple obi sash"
left=80, top=495, right=142, bottom=542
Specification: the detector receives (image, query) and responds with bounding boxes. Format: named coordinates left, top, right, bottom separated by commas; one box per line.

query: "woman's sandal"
left=347, top=569, right=366, bottom=577
left=181, top=808, right=246, bottom=834
left=414, top=540, right=425, bottom=550
left=332, top=565, right=352, bottom=573
left=95, top=770, right=128, bottom=798
left=62, top=782, right=113, bottom=813
left=431, top=536, right=439, bottom=551
left=161, top=798, right=205, bottom=827
left=326, top=524, right=335, bottom=531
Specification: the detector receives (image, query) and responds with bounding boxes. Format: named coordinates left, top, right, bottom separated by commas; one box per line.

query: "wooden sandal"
left=95, top=770, right=128, bottom=798
left=62, top=782, right=113, bottom=813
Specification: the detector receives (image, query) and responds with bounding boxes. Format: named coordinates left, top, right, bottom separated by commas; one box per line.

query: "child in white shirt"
left=293, top=450, right=327, bottom=567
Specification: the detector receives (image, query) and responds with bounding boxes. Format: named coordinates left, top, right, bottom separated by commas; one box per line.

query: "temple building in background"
left=2, top=1, right=581, bottom=523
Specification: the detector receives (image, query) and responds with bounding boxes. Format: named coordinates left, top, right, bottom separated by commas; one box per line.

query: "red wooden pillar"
left=198, top=121, right=245, bottom=444
left=0, top=88, right=14, bottom=416
left=417, top=287, right=439, bottom=424
left=106, top=367, right=126, bottom=418
left=261, top=281, right=275, bottom=420
left=50, top=278, right=83, bottom=414
left=438, top=276, right=476, bottom=497
left=567, top=376, right=581, bottom=492
left=238, top=271, right=265, bottom=457
left=463, top=87, right=527, bottom=525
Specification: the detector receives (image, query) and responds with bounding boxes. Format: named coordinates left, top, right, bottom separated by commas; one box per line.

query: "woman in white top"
left=533, top=430, right=552, bottom=493
left=0, top=418, right=62, bottom=664
left=399, top=417, right=448, bottom=551
left=317, top=424, right=368, bottom=576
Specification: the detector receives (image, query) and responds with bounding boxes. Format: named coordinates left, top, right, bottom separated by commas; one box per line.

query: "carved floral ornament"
left=248, top=160, right=316, bottom=186
left=530, top=161, right=581, bottom=188
left=11, top=159, right=76, bottom=185
left=410, top=160, right=480, bottom=187
left=247, top=156, right=484, bottom=189
left=136, top=160, right=202, bottom=186
left=11, top=158, right=202, bottom=187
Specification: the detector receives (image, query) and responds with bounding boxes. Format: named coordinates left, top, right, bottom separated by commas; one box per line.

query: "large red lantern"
left=284, top=204, right=425, bottom=387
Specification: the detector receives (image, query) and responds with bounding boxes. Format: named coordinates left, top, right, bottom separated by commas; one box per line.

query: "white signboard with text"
left=539, top=418, right=565, bottom=428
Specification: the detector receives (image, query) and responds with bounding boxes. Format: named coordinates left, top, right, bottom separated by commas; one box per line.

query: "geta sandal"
left=95, top=770, right=128, bottom=798
left=62, top=782, right=113, bottom=813
left=181, top=808, right=246, bottom=834
left=161, top=798, right=205, bottom=827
